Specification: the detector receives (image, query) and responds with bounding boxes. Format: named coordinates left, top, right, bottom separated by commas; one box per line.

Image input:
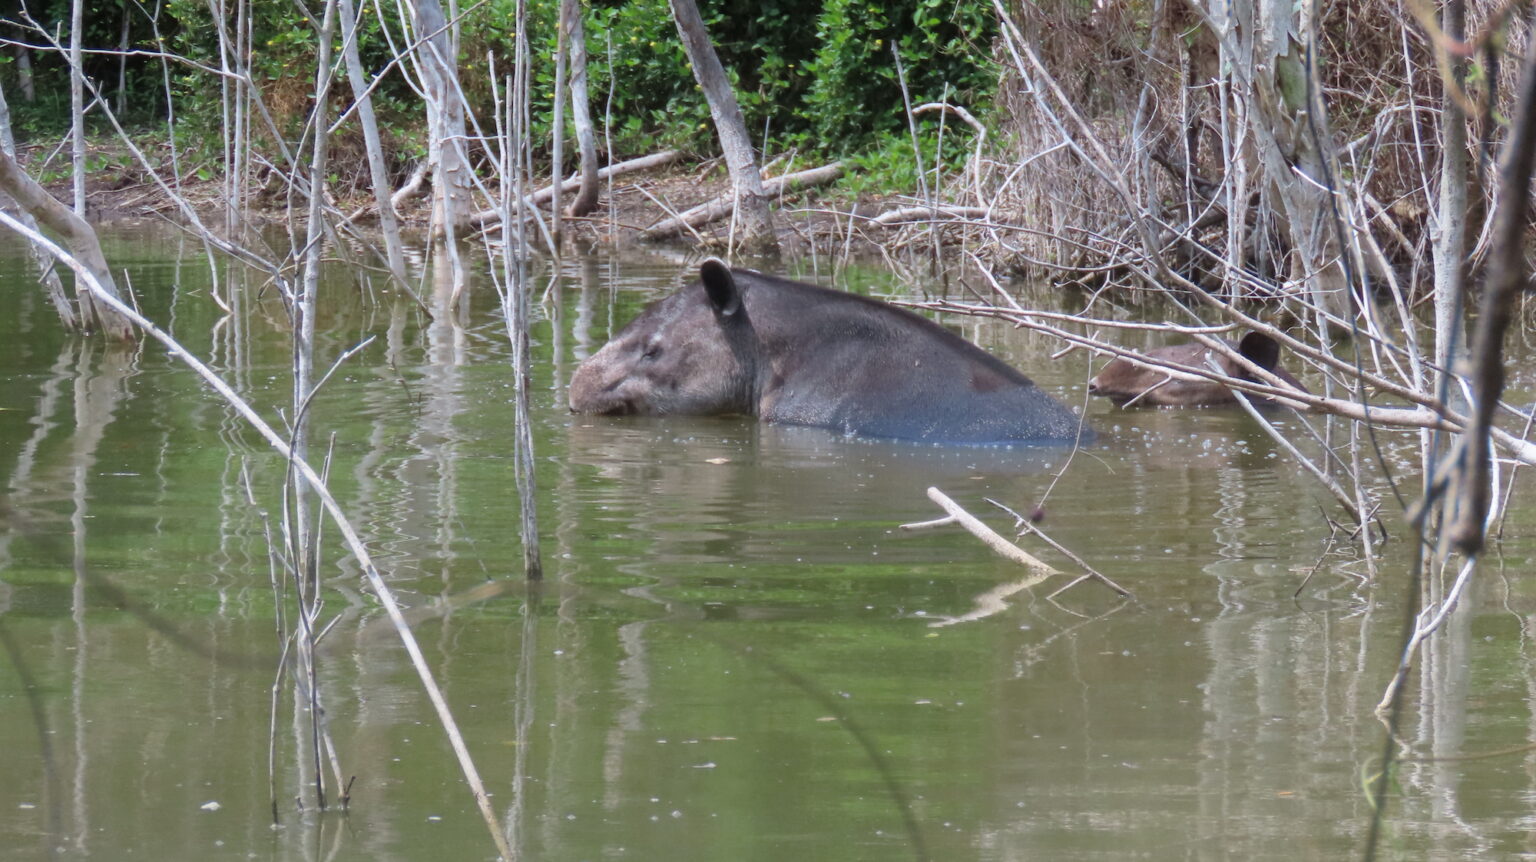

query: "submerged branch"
left=903, top=487, right=1059, bottom=573
left=903, top=487, right=1134, bottom=600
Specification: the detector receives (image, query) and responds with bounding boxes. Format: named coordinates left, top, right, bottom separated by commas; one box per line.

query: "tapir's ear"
left=1238, top=332, right=1281, bottom=372
left=700, top=258, right=741, bottom=317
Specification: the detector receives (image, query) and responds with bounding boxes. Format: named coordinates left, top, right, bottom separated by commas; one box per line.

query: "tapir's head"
left=1087, top=332, right=1296, bottom=407
left=569, top=260, right=760, bottom=417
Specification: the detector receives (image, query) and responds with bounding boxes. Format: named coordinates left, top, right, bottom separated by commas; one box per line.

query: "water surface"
left=1, top=230, right=1534, bottom=860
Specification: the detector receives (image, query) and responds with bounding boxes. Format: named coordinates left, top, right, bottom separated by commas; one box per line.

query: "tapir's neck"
left=718, top=306, right=765, bottom=415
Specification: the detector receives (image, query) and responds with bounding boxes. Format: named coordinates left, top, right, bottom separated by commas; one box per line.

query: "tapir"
left=568, top=260, right=1087, bottom=444
left=1087, top=332, right=1307, bottom=407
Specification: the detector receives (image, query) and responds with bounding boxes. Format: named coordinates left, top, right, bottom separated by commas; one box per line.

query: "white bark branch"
left=641, top=161, right=842, bottom=240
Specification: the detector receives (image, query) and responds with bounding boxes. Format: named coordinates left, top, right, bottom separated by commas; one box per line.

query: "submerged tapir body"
left=1087, top=332, right=1307, bottom=407
left=568, top=261, right=1086, bottom=444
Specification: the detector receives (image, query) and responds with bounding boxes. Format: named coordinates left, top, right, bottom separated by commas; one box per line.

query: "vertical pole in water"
left=550, top=1, right=567, bottom=250
left=69, top=0, right=85, bottom=216
left=505, top=0, right=543, bottom=580
left=290, top=0, right=340, bottom=812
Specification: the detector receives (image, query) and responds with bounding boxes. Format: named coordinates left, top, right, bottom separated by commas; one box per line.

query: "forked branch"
left=902, top=487, right=1134, bottom=600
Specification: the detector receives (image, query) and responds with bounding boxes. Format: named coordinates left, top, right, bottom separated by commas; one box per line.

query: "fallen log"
left=0, top=148, right=135, bottom=339
left=641, top=161, right=844, bottom=240
left=390, top=160, right=430, bottom=211
left=469, top=149, right=683, bottom=226
left=871, top=205, right=992, bottom=226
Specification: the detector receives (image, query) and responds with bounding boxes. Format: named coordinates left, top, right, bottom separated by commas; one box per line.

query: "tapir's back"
left=740, top=275, right=1086, bottom=444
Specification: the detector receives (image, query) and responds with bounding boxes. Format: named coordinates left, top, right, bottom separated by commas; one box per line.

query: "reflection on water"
left=0, top=229, right=1533, bottom=860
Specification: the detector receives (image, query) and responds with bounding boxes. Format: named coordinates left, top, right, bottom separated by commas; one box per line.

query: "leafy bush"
left=843, top=124, right=982, bottom=197
left=805, top=0, right=996, bottom=149
left=0, top=0, right=998, bottom=182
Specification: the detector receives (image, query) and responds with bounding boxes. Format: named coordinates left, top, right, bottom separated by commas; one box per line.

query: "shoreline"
left=43, top=151, right=906, bottom=256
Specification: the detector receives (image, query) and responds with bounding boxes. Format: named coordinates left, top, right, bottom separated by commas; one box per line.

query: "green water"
left=1, top=229, right=1534, bottom=860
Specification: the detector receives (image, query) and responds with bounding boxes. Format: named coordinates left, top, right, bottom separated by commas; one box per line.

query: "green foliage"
left=805, top=0, right=996, bottom=149
left=0, top=0, right=167, bottom=136
left=841, top=124, right=977, bottom=197
left=0, top=0, right=998, bottom=190
left=577, top=0, right=997, bottom=156
left=2, top=76, right=73, bottom=142
left=583, top=0, right=711, bottom=152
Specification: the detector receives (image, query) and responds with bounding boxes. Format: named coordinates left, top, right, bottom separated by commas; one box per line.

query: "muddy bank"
left=52, top=149, right=912, bottom=254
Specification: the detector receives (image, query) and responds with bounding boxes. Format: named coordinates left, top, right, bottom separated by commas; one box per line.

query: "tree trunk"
left=339, top=0, right=409, bottom=289
left=550, top=0, right=567, bottom=245
left=411, top=0, right=473, bottom=237
left=564, top=0, right=600, bottom=217
left=231, top=0, right=253, bottom=233
left=116, top=1, right=130, bottom=116
left=1211, top=0, right=1350, bottom=330
left=291, top=0, right=341, bottom=808
left=70, top=0, right=86, bottom=215
left=209, top=0, right=248, bottom=234
left=503, top=0, right=543, bottom=580
left=1447, top=7, right=1536, bottom=555
left=1433, top=0, right=1468, bottom=380
left=0, top=82, right=76, bottom=330
left=14, top=44, right=34, bottom=102
left=0, top=148, right=135, bottom=339
left=294, top=0, right=338, bottom=498
left=667, top=0, right=776, bottom=252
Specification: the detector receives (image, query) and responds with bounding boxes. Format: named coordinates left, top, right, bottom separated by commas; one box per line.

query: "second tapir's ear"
left=1238, top=331, right=1281, bottom=373
left=700, top=258, right=742, bottom=317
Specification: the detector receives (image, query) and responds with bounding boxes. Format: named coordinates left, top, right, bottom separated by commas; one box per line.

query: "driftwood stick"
left=641, top=162, right=843, bottom=240
left=985, top=498, right=1136, bottom=598
left=1376, top=556, right=1479, bottom=714
left=633, top=183, right=710, bottom=245
left=1027, top=529, right=1131, bottom=598
left=905, top=487, right=1059, bottom=574
left=903, top=489, right=1133, bottom=612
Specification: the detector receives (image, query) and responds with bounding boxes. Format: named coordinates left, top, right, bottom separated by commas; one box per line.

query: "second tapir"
left=1087, top=332, right=1308, bottom=407
left=568, top=260, right=1087, bottom=444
